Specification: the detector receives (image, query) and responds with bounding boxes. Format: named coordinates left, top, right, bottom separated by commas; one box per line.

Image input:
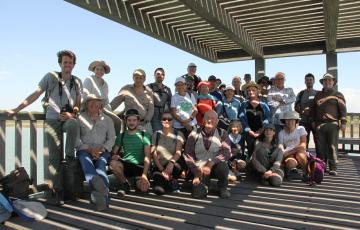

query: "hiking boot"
left=328, top=170, right=337, bottom=176
left=117, top=180, right=131, bottom=197
left=219, top=188, right=231, bottom=198
left=45, top=190, right=64, bottom=206
left=191, top=183, right=208, bottom=199
left=168, top=179, right=180, bottom=193
left=91, top=191, right=107, bottom=211
left=91, top=175, right=108, bottom=194
left=287, top=168, right=301, bottom=180
left=154, top=185, right=165, bottom=195
left=260, top=178, right=270, bottom=186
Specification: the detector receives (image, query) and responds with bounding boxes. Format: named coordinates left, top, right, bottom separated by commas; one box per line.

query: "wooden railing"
left=0, top=111, right=359, bottom=183
left=338, top=112, right=360, bottom=153
left=0, top=112, right=46, bottom=183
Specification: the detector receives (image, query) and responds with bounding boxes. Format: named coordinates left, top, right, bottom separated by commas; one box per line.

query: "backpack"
left=306, top=153, right=325, bottom=185
left=0, top=167, right=31, bottom=199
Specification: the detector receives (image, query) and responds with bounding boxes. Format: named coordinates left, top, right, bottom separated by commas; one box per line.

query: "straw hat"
left=84, top=94, right=104, bottom=105
left=243, top=81, right=261, bottom=91
left=88, top=60, right=111, bottom=74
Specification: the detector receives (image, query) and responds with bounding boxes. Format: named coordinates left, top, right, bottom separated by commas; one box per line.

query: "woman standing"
left=239, top=81, right=270, bottom=158
left=83, top=60, right=122, bottom=134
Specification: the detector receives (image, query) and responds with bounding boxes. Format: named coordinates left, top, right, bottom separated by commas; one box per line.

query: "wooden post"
left=30, top=120, right=37, bottom=186
left=15, top=120, right=22, bottom=169
left=326, top=52, right=338, bottom=90
left=255, top=58, right=265, bottom=82
left=0, top=120, right=5, bottom=177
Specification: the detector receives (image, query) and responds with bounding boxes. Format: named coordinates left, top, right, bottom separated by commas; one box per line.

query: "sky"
left=1, top=0, right=359, bottom=112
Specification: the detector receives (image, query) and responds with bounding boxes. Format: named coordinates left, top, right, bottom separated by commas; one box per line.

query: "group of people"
left=6, top=50, right=347, bottom=211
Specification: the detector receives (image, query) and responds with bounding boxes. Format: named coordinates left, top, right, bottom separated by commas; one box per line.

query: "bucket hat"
left=88, top=60, right=111, bottom=74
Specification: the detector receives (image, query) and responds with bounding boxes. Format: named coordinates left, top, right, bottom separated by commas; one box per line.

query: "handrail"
left=0, top=110, right=359, bottom=186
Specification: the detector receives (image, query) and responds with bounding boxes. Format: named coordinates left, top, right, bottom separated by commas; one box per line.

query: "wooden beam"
left=326, top=52, right=338, bottom=90
left=323, top=0, right=340, bottom=52
left=178, top=0, right=263, bottom=58
left=65, top=0, right=217, bottom=62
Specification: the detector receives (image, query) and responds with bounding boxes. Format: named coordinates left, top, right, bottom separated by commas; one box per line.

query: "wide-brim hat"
left=88, top=60, right=111, bottom=74
left=197, top=81, right=211, bottom=90
left=280, top=111, right=300, bottom=124
left=319, top=73, right=337, bottom=85
left=243, top=81, right=261, bottom=91
left=84, top=94, right=104, bottom=105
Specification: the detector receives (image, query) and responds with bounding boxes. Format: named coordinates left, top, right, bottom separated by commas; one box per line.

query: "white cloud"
left=342, top=88, right=360, bottom=113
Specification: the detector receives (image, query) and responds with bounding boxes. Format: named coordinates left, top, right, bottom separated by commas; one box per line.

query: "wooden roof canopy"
left=65, top=0, right=360, bottom=63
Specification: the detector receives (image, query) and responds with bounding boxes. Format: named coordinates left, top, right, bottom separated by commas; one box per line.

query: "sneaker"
left=191, top=183, right=208, bottom=199
left=91, top=175, right=108, bottom=194
left=219, top=189, right=231, bottom=198
left=154, top=185, right=165, bottom=195
left=228, top=171, right=237, bottom=183
left=328, top=170, right=337, bottom=176
left=91, top=191, right=107, bottom=211
left=117, top=180, right=131, bottom=197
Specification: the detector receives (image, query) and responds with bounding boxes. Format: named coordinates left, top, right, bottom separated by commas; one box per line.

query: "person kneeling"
left=151, top=111, right=186, bottom=195
left=77, top=95, right=115, bottom=211
left=251, top=124, right=284, bottom=186
left=279, top=111, right=308, bottom=179
left=110, top=109, right=151, bottom=196
left=184, top=110, right=231, bottom=199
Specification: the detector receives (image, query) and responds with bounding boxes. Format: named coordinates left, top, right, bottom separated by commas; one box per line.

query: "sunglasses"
left=162, top=117, right=173, bottom=121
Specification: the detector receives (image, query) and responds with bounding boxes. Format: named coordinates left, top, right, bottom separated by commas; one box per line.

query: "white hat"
left=224, top=85, right=235, bottom=91
left=175, top=76, right=186, bottom=85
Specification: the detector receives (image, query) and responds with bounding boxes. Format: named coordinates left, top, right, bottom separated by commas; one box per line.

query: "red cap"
left=197, top=81, right=211, bottom=90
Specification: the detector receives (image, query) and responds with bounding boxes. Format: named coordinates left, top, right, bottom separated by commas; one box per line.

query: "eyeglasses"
left=162, top=117, right=173, bottom=121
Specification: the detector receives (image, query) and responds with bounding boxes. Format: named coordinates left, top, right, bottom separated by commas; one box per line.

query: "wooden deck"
left=3, top=155, right=360, bottom=230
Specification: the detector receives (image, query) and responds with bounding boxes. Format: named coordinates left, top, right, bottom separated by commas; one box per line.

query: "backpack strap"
left=155, top=130, right=161, bottom=147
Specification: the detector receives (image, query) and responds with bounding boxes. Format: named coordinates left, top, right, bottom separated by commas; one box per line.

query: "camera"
left=60, top=104, right=73, bottom=114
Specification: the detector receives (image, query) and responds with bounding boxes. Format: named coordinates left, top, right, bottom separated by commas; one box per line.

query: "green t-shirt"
left=114, top=130, right=151, bottom=165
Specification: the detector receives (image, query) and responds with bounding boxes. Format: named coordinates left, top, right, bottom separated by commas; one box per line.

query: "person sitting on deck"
left=110, top=109, right=151, bottom=195
left=251, top=123, right=284, bottom=186
left=227, top=120, right=246, bottom=182
left=184, top=110, right=231, bottom=199
left=151, top=111, right=186, bottom=195
left=76, top=94, right=115, bottom=211
left=278, top=111, right=308, bottom=179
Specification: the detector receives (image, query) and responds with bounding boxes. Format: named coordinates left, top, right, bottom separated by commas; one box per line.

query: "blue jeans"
left=77, top=150, right=111, bottom=189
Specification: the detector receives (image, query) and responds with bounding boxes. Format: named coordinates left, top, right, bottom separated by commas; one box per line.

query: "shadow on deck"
left=3, top=155, right=360, bottom=230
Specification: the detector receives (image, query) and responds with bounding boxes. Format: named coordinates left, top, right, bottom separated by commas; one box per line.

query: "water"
left=5, top=123, right=44, bottom=184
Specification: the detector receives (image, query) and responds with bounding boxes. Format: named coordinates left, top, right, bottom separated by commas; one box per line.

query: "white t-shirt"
left=278, top=126, right=307, bottom=151
left=171, top=92, right=197, bottom=129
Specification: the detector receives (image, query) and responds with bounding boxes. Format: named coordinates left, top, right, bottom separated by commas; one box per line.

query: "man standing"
left=77, top=94, right=115, bottom=211
left=268, top=72, right=296, bottom=134
left=295, top=73, right=318, bottom=148
left=182, top=63, right=201, bottom=91
left=110, top=109, right=151, bottom=194
left=311, top=73, right=347, bottom=176
left=208, top=75, right=223, bottom=101
left=147, top=67, right=172, bottom=132
left=241, top=73, right=252, bottom=97
left=184, top=110, right=231, bottom=199
left=7, top=50, right=82, bottom=205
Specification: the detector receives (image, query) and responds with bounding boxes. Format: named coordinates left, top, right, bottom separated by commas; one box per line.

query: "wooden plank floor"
left=3, top=155, right=360, bottom=230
